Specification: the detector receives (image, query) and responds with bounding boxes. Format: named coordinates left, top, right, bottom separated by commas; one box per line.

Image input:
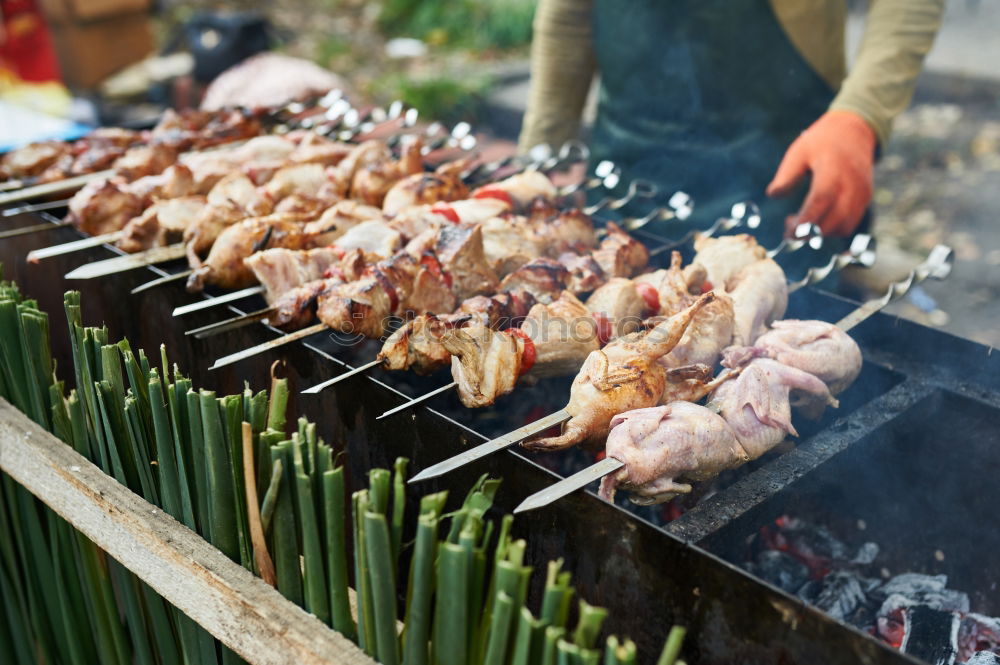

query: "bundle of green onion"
left=0, top=280, right=691, bottom=665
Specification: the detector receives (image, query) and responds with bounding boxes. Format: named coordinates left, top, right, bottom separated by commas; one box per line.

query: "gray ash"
left=744, top=515, right=1000, bottom=665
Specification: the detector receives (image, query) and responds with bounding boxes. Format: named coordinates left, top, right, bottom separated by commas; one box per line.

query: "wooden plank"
left=0, top=399, right=375, bottom=665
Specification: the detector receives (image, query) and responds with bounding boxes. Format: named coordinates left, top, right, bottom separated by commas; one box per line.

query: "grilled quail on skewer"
left=727, top=257, right=788, bottom=346
left=692, top=233, right=767, bottom=290
left=520, top=292, right=716, bottom=451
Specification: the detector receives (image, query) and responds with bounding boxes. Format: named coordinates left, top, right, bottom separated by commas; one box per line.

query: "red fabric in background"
left=0, top=0, right=61, bottom=82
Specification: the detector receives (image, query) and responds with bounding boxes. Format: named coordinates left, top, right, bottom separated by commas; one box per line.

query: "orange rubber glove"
left=766, top=110, right=877, bottom=238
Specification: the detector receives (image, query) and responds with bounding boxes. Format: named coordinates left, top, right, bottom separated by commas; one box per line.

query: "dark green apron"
left=589, top=0, right=846, bottom=267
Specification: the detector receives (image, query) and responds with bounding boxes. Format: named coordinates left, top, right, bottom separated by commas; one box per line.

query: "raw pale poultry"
left=186, top=214, right=328, bottom=291
left=599, top=402, right=749, bottom=504
left=727, top=257, right=788, bottom=346
left=691, top=233, right=767, bottom=290
left=522, top=292, right=717, bottom=451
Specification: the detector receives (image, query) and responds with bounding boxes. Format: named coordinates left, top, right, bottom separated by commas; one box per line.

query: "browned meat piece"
left=522, top=291, right=600, bottom=380
left=722, top=319, right=862, bottom=396
left=249, top=162, right=332, bottom=215
left=268, top=278, right=340, bottom=330
left=585, top=278, right=647, bottom=337
left=68, top=128, right=140, bottom=175
left=126, top=164, right=197, bottom=205
left=382, top=158, right=470, bottom=215
left=592, top=222, right=649, bottom=278
left=186, top=214, right=318, bottom=292
left=183, top=200, right=246, bottom=259
left=708, top=358, right=837, bottom=459
left=436, top=224, right=499, bottom=301
left=558, top=252, right=606, bottom=295
left=456, top=290, right=537, bottom=327
left=286, top=134, right=353, bottom=167
left=304, top=200, right=384, bottom=243
left=327, top=140, right=391, bottom=197
left=352, top=139, right=424, bottom=207
left=497, top=258, right=569, bottom=303
left=66, top=178, right=143, bottom=236
left=409, top=254, right=457, bottom=314
left=480, top=215, right=547, bottom=277
left=599, top=403, right=748, bottom=504
left=334, top=220, right=402, bottom=258
left=245, top=247, right=346, bottom=302
left=523, top=293, right=715, bottom=451
left=539, top=208, right=598, bottom=251
left=112, top=144, right=178, bottom=181
left=378, top=315, right=455, bottom=374
left=442, top=323, right=524, bottom=408
left=727, top=258, right=788, bottom=346
left=181, top=135, right=296, bottom=190
left=692, top=233, right=767, bottom=290
left=0, top=141, right=69, bottom=180
left=116, top=196, right=206, bottom=253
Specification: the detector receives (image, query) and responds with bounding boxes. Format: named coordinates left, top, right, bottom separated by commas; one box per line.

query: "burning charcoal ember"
left=754, top=516, right=851, bottom=577
left=958, top=615, right=1000, bottom=663
left=810, top=570, right=880, bottom=622
left=878, top=574, right=971, bottom=617
left=749, top=549, right=810, bottom=594
left=899, top=605, right=960, bottom=665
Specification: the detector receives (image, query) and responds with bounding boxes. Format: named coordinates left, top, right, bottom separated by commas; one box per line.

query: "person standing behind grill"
left=518, top=0, right=944, bottom=249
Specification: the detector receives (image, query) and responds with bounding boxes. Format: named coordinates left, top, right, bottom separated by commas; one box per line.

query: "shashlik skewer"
left=407, top=231, right=875, bottom=483
left=512, top=243, right=954, bottom=513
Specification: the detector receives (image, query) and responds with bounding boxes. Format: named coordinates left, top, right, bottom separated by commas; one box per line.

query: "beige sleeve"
left=517, top=0, right=597, bottom=154
left=831, top=0, right=945, bottom=147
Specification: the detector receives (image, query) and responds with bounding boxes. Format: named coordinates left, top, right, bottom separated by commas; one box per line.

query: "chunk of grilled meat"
left=116, top=196, right=206, bottom=253
left=522, top=291, right=601, bottom=380
left=304, top=200, right=385, bottom=244
left=333, top=220, right=402, bottom=259
left=66, top=178, right=143, bottom=236
left=186, top=214, right=319, bottom=292
left=1, top=141, right=70, bottom=181
left=559, top=252, right=606, bottom=294
left=592, top=222, right=650, bottom=278
left=382, top=169, right=470, bottom=216
left=599, top=402, right=748, bottom=505
left=480, top=215, right=548, bottom=277
left=498, top=258, right=569, bottom=303
left=585, top=278, right=647, bottom=338
left=245, top=247, right=356, bottom=302
left=475, top=170, right=557, bottom=208
left=436, top=224, right=499, bottom=301
left=442, top=323, right=524, bottom=408
left=128, top=164, right=197, bottom=205
left=350, top=138, right=424, bottom=206
left=523, top=292, right=715, bottom=451
left=112, top=143, right=179, bottom=181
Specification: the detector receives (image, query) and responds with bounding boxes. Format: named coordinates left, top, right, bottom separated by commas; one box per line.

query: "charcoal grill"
left=6, top=201, right=997, bottom=665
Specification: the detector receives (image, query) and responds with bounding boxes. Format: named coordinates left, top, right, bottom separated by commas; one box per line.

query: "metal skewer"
left=27, top=230, right=123, bottom=261
left=64, top=243, right=187, bottom=279
left=376, top=381, right=458, bottom=420
left=0, top=170, right=112, bottom=206
left=2, top=199, right=71, bottom=217
left=409, top=409, right=572, bottom=483
left=183, top=305, right=273, bottom=337
left=208, top=322, right=328, bottom=370
left=131, top=270, right=193, bottom=294
left=0, top=220, right=72, bottom=239
left=648, top=201, right=762, bottom=257
left=787, top=233, right=878, bottom=293
left=172, top=286, right=266, bottom=316
left=512, top=243, right=955, bottom=514
left=302, top=359, right=384, bottom=394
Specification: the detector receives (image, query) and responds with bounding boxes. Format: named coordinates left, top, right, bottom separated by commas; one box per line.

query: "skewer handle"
left=835, top=244, right=954, bottom=332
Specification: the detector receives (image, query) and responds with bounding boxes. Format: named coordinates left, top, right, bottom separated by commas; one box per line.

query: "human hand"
left=766, top=110, right=877, bottom=237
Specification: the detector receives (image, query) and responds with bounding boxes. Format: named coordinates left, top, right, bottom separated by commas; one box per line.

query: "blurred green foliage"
left=378, top=0, right=535, bottom=51
left=375, top=74, right=493, bottom=125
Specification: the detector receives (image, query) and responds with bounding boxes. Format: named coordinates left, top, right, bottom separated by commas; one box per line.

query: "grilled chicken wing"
left=599, top=402, right=748, bottom=504
left=708, top=358, right=837, bottom=460
left=523, top=292, right=716, bottom=451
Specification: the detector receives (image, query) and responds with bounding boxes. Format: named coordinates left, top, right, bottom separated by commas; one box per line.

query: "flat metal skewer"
left=513, top=243, right=955, bottom=514
left=131, top=270, right=193, bottom=294
left=409, top=409, right=572, bottom=483
left=648, top=200, right=762, bottom=257
left=2, top=199, right=71, bottom=216
left=375, top=381, right=458, bottom=420
left=513, top=457, right=625, bottom=514
left=0, top=220, right=72, bottom=239
left=27, top=231, right=123, bottom=261
left=186, top=307, right=273, bottom=338
left=302, top=359, right=383, bottom=394
left=0, top=169, right=111, bottom=206
left=172, top=286, right=266, bottom=316
left=209, top=322, right=328, bottom=370
left=65, top=243, right=187, bottom=279
left=787, top=233, right=877, bottom=293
